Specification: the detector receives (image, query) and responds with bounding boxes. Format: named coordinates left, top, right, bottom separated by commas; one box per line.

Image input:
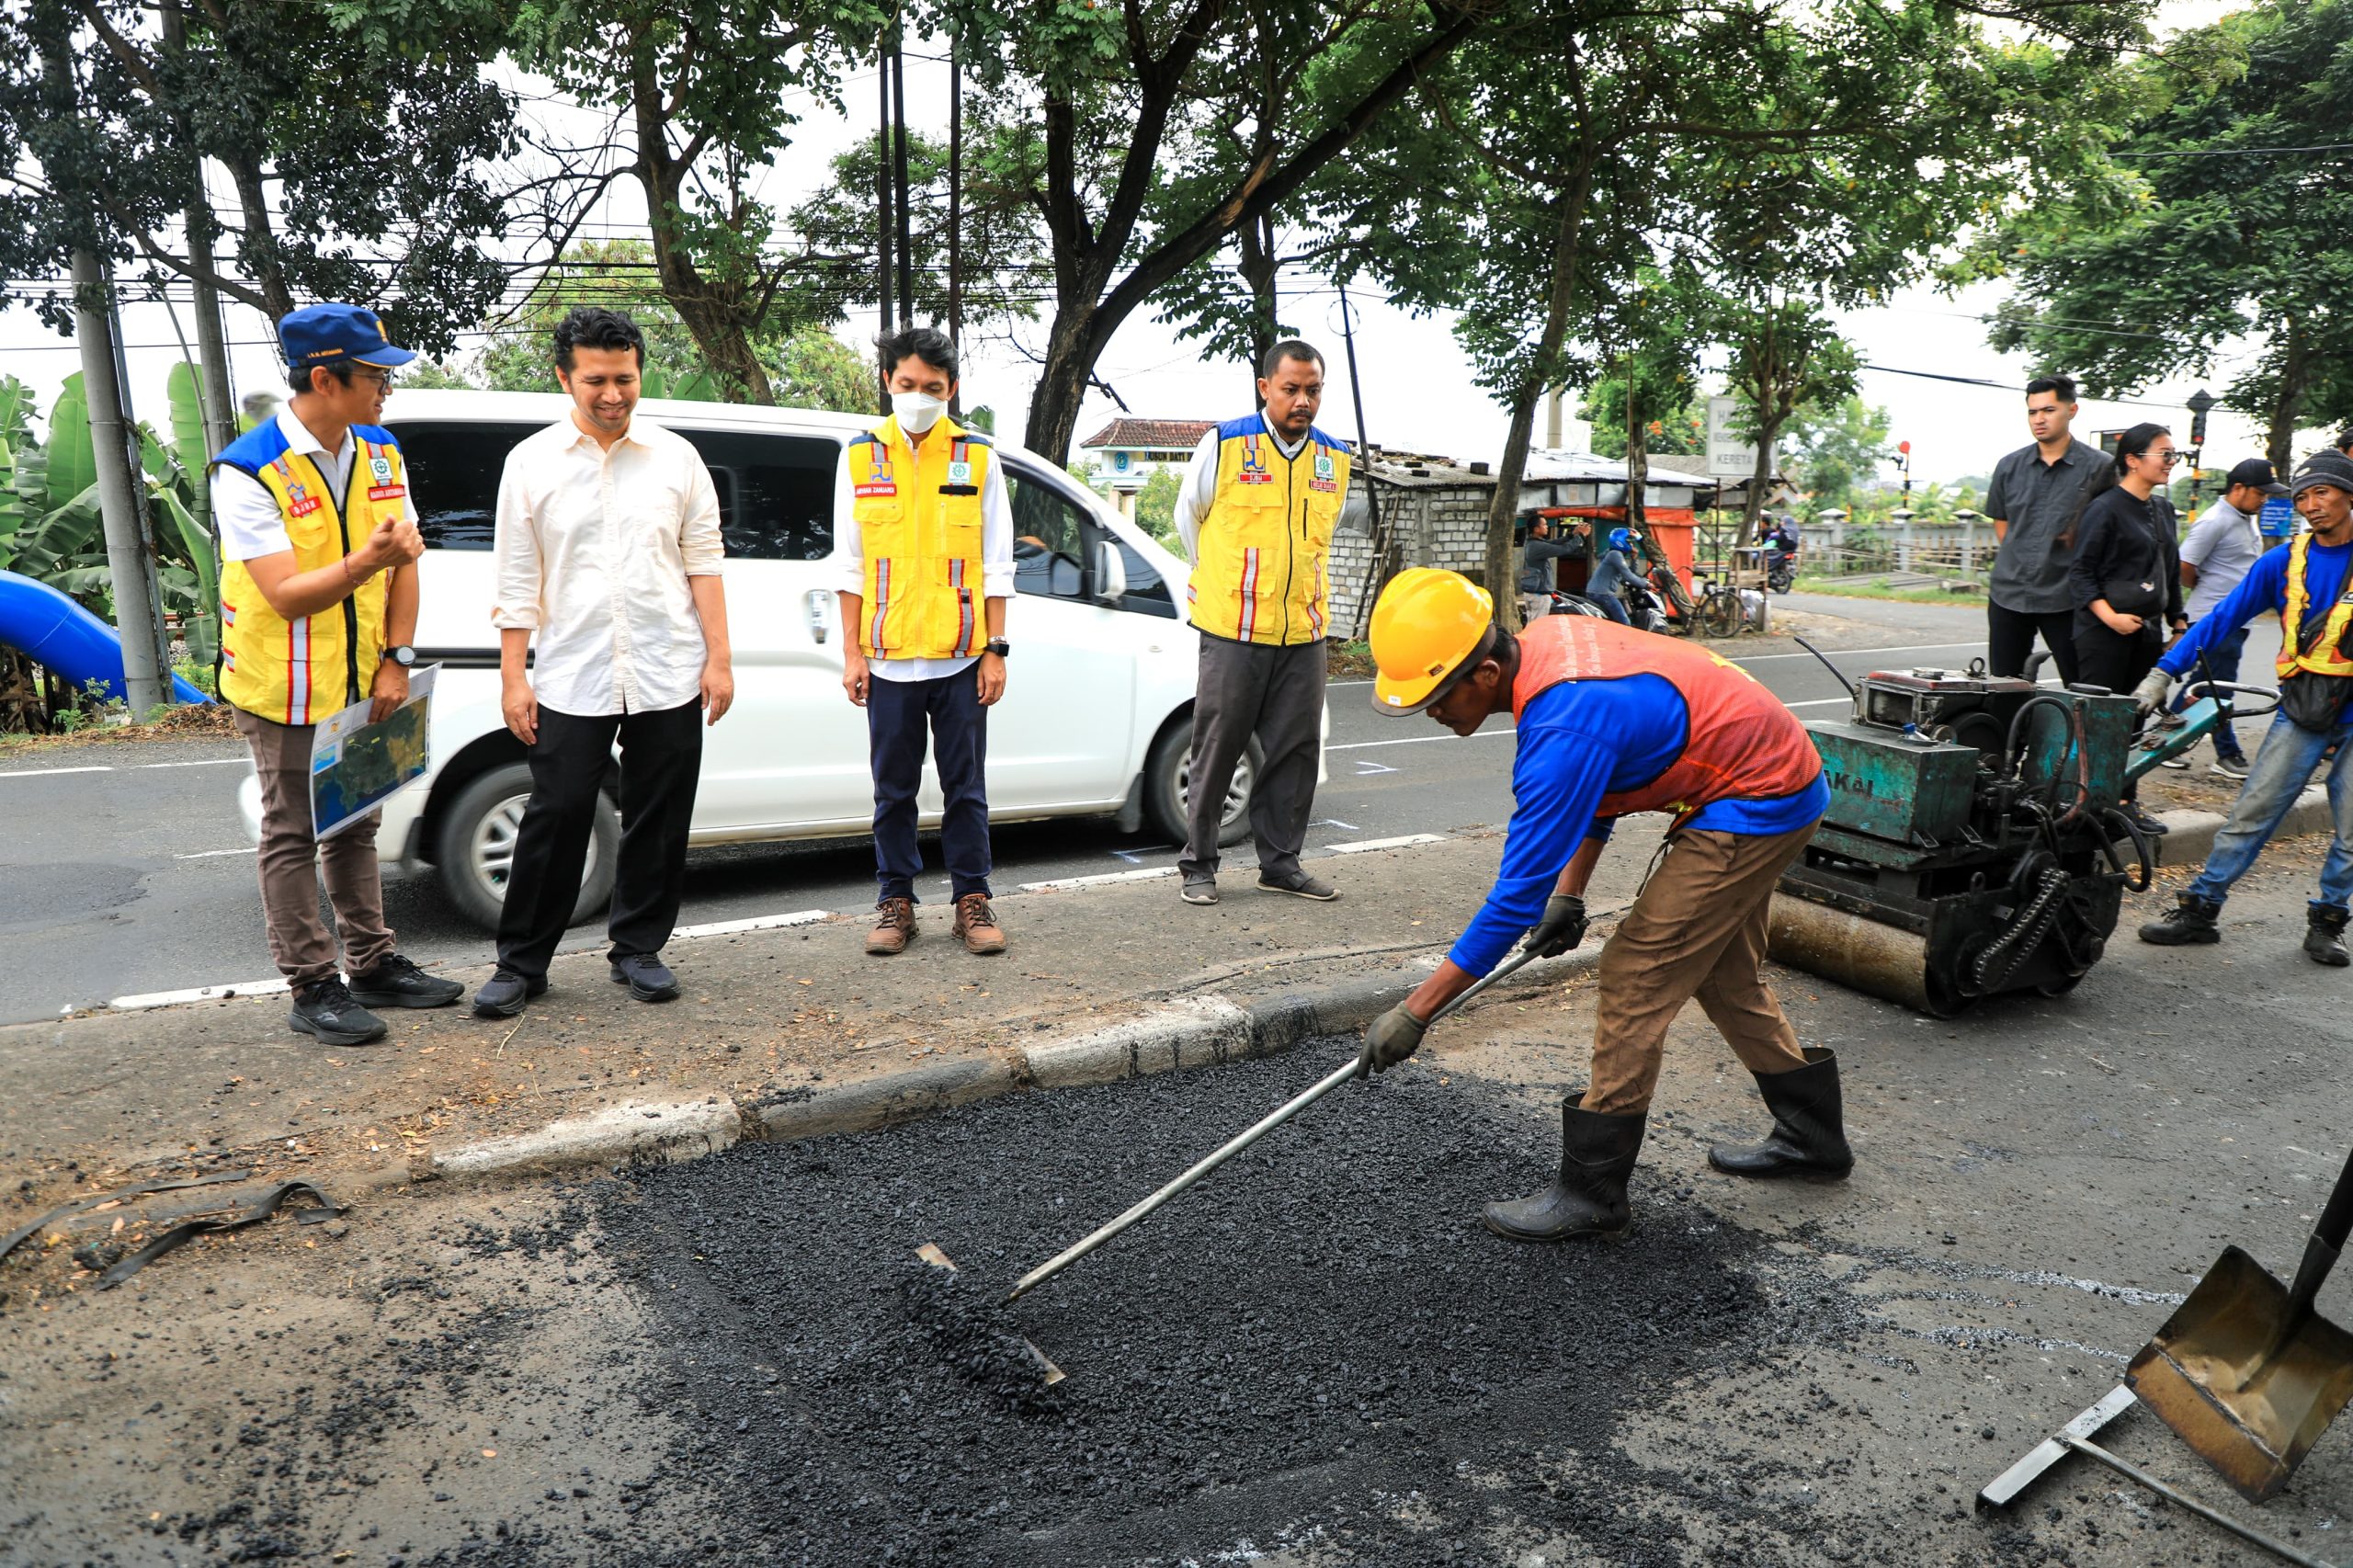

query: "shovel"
left=2127, top=1144, right=2353, bottom=1501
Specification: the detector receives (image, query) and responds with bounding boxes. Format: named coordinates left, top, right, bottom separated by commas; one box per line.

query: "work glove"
left=2131, top=667, right=2175, bottom=718
left=1528, top=892, right=1589, bottom=957
left=1355, top=1004, right=1429, bottom=1078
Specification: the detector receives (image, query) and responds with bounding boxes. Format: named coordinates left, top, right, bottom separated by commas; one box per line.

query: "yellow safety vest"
left=2275, top=532, right=2353, bottom=679
left=214, top=423, right=400, bottom=725
left=851, top=415, right=993, bottom=661
left=1187, top=415, right=1349, bottom=645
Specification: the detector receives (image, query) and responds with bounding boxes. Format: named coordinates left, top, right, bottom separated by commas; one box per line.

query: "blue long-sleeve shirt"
left=1448, top=676, right=1831, bottom=977
left=2159, top=537, right=2353, bottom=677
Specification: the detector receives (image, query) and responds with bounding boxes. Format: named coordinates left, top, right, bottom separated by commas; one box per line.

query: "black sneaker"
left=472, top=967, right=546, bottom=1019
left=610, top=951, right=680, bottom=1003
left=2211, top=756, right=2249, bottom=781
left=1257, top=869, right=1339, bottom=901
left=348, top=952, right=465, bottom=1009
left=288, top=978, right=388, bottom=1046
left=2126, top=802, right=2170, bottom=838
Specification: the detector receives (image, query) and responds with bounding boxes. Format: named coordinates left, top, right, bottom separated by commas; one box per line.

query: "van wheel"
left=434, top=762, right=618, bottom=934
left=1144, top=720, right=1258, bottom=848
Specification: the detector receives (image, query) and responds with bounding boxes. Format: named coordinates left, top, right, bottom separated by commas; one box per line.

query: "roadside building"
left=1077, top=417, right=1220, bottom=518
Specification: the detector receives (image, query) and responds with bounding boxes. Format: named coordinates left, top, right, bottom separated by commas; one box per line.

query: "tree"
left=947, top=0, right=1489, bottom=462
left=510, top=0, right=884, bottom=403
left=1580, top=386, right=1708, bottom=460
left=1787, top=394, right=1893, bottom=509
left=1714, top=303, right=1859, bottom=541
left=0, top=0, right=522, bottom=350
left=1132, top=466, right=1185, bottom=549
left=1984, top=0, right=2353, bottom=468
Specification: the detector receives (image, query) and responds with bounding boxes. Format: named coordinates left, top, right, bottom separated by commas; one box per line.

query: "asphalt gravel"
left=575, top=1041, right=1915, bottom=1567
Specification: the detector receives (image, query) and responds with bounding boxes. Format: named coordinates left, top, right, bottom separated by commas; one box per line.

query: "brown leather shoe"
left=866, top=896, right=915, bottom=956
left=951, top=893, right=1007, bottom=956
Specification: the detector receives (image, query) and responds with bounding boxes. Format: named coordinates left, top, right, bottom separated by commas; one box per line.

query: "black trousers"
left=867, top=668, right=992, bottom=903
left=2075, top=614, right=2164, bottom=801
left=495, top=699, right=702, bottom=978
left=1181, top=633, right=1325, bottom=881
left=1987, top=600, right=2081, bottom=686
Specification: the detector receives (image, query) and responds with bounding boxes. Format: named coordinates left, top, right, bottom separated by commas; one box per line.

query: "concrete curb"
left=400, top=949, right=1601, bottom=1190
left=2157, top=785, right=2330, bottom=868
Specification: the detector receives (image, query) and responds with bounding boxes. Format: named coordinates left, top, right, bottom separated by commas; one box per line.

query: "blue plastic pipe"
left=0, top=568, right=210, bottom=705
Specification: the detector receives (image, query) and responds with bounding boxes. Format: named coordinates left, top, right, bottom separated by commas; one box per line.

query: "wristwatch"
left=383, top=645, right=416, bottom=668
left=984, top=639, right=1011, bottom=658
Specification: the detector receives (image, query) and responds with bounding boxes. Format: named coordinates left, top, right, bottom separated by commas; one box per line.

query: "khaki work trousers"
left=234, top=706, right=394, bottom=989
left=1586, top=823, right=1818, bottom=1115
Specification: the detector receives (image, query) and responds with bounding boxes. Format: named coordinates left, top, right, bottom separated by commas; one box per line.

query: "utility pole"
left=890, top=22, right=914, bottom=331
left=947, top=35, right=962, bottom=413
left=73, top=252, right=172, bottom=713
left=875, top=44, right=894, bottom=413
left=1545, top=386, right=1563, bottom=449
left=163, top=0, right=235, bottom=457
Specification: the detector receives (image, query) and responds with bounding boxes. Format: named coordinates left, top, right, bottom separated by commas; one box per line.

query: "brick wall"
left=1324, top=475, right=1497, bottom=639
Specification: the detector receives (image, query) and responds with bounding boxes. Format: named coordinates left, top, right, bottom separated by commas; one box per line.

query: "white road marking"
left=1787, top=698, right=1852, bottom=709
left=174, top=846, right=258, bottom=859
left=1731, top=641, right=1984, bottom=664
left=673, top=908, right=832, bottom=939
left=1327, top=729, right=1515, bottom=752
left=1020, top=866, right=1177, bottom=892
left=1325, top=834, right=1445, bottom=854
left=0, top=764, right=113, bottom=778
left=1310, top=817, right=1361, bottom=831
left=111, top=977, right=290, bottom=1011
left=137, top=757, right=247, bottom=769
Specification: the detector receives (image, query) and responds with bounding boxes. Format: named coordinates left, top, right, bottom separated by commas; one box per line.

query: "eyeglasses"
left=347, top=367, right=396, bottom=391
left=2148, top=450, right=2182, bottom=466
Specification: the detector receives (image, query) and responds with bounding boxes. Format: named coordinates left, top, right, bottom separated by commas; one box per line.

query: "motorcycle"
left=1765, top=548, right=1797, bottom=595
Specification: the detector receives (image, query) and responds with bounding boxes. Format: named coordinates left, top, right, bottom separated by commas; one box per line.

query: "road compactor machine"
left=1766, top=658, right=2271, bottom=1017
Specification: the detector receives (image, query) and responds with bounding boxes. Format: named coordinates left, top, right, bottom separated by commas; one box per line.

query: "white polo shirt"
left=213, top=409, right=359, bottom=562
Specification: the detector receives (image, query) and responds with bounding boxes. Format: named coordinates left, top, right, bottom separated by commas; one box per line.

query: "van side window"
left=389, top=421, right=533, bottom=550
left=679, top=430, right=835, bottom=562
left=1006, top=469, right=1091, bottom=599
left=1107, top=538, right=1176, bottom=619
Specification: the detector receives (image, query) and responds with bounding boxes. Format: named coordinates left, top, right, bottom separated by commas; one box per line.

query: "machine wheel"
left=434, top=762, right=618, bottom=933
left=1144, top=720, right=1258, bottom=848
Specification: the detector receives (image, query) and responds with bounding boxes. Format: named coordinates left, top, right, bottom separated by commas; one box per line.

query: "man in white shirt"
left=472, top=307, right=733, bottom=1017
left=837, top=326, right=1014, bottom=956
left=212, top=301, right=461, bottom=1044
left=2168, top=458, right=2289, bottom=778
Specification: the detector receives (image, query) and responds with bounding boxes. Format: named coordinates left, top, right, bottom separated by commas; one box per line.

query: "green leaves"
left=44, top=374, right=96, bottom=507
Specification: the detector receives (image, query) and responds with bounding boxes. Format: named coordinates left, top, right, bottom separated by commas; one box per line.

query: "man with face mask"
left=1171, top=340, right=1351, bottom=905
left=838, top=326, right=1015, bottom=957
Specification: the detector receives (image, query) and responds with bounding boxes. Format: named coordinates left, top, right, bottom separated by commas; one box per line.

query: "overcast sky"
left=2, top=0, right=2305, bottom=489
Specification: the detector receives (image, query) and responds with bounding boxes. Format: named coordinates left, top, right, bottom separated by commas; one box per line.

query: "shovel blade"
left=2127, top=1246, right=2353, bottom=1501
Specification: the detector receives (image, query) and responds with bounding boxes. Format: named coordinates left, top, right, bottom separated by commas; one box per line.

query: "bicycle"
left=1688, top=573, right=1747, bottom=639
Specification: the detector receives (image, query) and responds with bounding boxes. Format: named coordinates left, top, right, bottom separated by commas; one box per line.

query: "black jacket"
left=2068, top=486, right=2182, bottom=624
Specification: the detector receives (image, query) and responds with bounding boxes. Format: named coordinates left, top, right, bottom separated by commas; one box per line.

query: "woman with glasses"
left=2069, top=421, right=2186, bottom=836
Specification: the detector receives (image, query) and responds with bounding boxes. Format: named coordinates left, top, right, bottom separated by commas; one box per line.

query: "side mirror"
left=1095, top=539, right=1130, bottom=605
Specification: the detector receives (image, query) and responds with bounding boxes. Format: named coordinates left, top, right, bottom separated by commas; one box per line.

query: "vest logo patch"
left=1314, top=452, right=1335, bottom=481
left=947, top=460, right=972, bottom=485
left=369, top=483, right=405, bottom=502
left=370, top=456, right=392, bottom=484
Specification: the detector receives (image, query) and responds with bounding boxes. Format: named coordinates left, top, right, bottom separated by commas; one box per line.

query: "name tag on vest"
left=1309, top=478, right=1337, bottom=494
left=1236, top=472, right=1276, bottom=485
left=289, top=495, right=322, bottom=517
left=855, top=482, right=897, bottom=497
left=369, top=483, right=405, bottom=502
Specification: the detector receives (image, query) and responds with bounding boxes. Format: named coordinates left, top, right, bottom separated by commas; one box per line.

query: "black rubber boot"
left=2305, top=905, right=2351, bottom=968
left=1708, top=1046, right=1854, bottom=1179
left=1482, top=1095, right=1645, bottom=1243
left=2139, top=892, right=2222, bottom=946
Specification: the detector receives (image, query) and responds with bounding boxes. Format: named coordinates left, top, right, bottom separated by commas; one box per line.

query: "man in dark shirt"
left=1518, top=517, right=1578, bottom=625
left=1983, top=374, right=2114, bottom=684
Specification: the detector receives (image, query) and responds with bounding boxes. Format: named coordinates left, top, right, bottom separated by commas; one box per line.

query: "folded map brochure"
left=311, top=665, right=436, bottom=841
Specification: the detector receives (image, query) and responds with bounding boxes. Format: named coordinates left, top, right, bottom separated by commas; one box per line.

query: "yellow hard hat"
left=1370, top=568, right=1496, bottom=714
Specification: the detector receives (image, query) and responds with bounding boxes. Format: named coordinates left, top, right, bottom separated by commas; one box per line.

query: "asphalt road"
left=0, top=592, right=2231, bottom=1023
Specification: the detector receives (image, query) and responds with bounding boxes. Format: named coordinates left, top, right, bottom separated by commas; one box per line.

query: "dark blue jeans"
left=867, top=667, right=992, bottom=903
left=2169, top=624, right=2251, bottom=762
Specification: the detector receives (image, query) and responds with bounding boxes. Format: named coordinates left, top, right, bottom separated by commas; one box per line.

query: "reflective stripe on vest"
left=1509, top=616, right=1824, bottom=826
left=2275, top=533, right=2353, bottom=679
left=213, top=424, right=398, bottom=725
left=1188, top=415, right=1348, bottom=645
left=854, top=416, right=990, bottom=661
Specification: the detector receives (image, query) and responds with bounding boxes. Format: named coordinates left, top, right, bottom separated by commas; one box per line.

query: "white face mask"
left=892, top=391, right=947, bottom=434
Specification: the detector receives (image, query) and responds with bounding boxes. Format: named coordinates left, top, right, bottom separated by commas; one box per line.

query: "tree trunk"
left=631, top=42, right=775, bottom=404
left=2267, top=318, right=2306, bottom=474
left=223, top=150, right=293, bottom=321
left=1483, top=188, right=1591, bottom=629
left=1023, top=306, right=1109, bottom=467
left=1742, top=410, right=1784, bottom=547
left=163, top=0, right=236, bottom=455
left=1237, top=212, right=1279, bottom=403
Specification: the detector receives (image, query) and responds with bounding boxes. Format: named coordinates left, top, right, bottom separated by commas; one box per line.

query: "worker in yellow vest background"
left=839, top=326, right=1014, bottom=958
left=1172, top=339, right=1351, bottom=906
left=211, top=302, right=463, bottom=1045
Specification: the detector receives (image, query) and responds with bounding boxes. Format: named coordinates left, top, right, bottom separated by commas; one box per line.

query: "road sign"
left=1706, top=396, right=1759, bottom=478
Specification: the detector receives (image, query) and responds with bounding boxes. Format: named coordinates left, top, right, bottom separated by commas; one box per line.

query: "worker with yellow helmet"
left=1356, top=569, right=1847, bottom=1242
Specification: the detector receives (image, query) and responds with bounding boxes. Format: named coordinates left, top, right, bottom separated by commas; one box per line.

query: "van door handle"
left=805, top=589, right=834, bottom=644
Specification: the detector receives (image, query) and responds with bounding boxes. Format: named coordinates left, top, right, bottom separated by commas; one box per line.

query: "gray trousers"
left=1182, top=633, right=1325, bottom=880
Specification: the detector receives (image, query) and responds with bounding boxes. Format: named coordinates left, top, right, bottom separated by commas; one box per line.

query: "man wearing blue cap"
left=213, top=302, right=463, bottom=1044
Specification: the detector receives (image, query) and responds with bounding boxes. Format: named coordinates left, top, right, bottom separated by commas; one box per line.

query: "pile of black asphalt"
left=577, top=1042, right=1959, bottom=1567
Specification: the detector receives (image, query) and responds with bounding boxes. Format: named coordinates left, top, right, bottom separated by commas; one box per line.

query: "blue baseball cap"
left=278, top=302, right=417, bottom=372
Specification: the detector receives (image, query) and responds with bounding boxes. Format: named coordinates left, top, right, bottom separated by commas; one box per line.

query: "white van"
left=238, top=391, right=1282, bottom=930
